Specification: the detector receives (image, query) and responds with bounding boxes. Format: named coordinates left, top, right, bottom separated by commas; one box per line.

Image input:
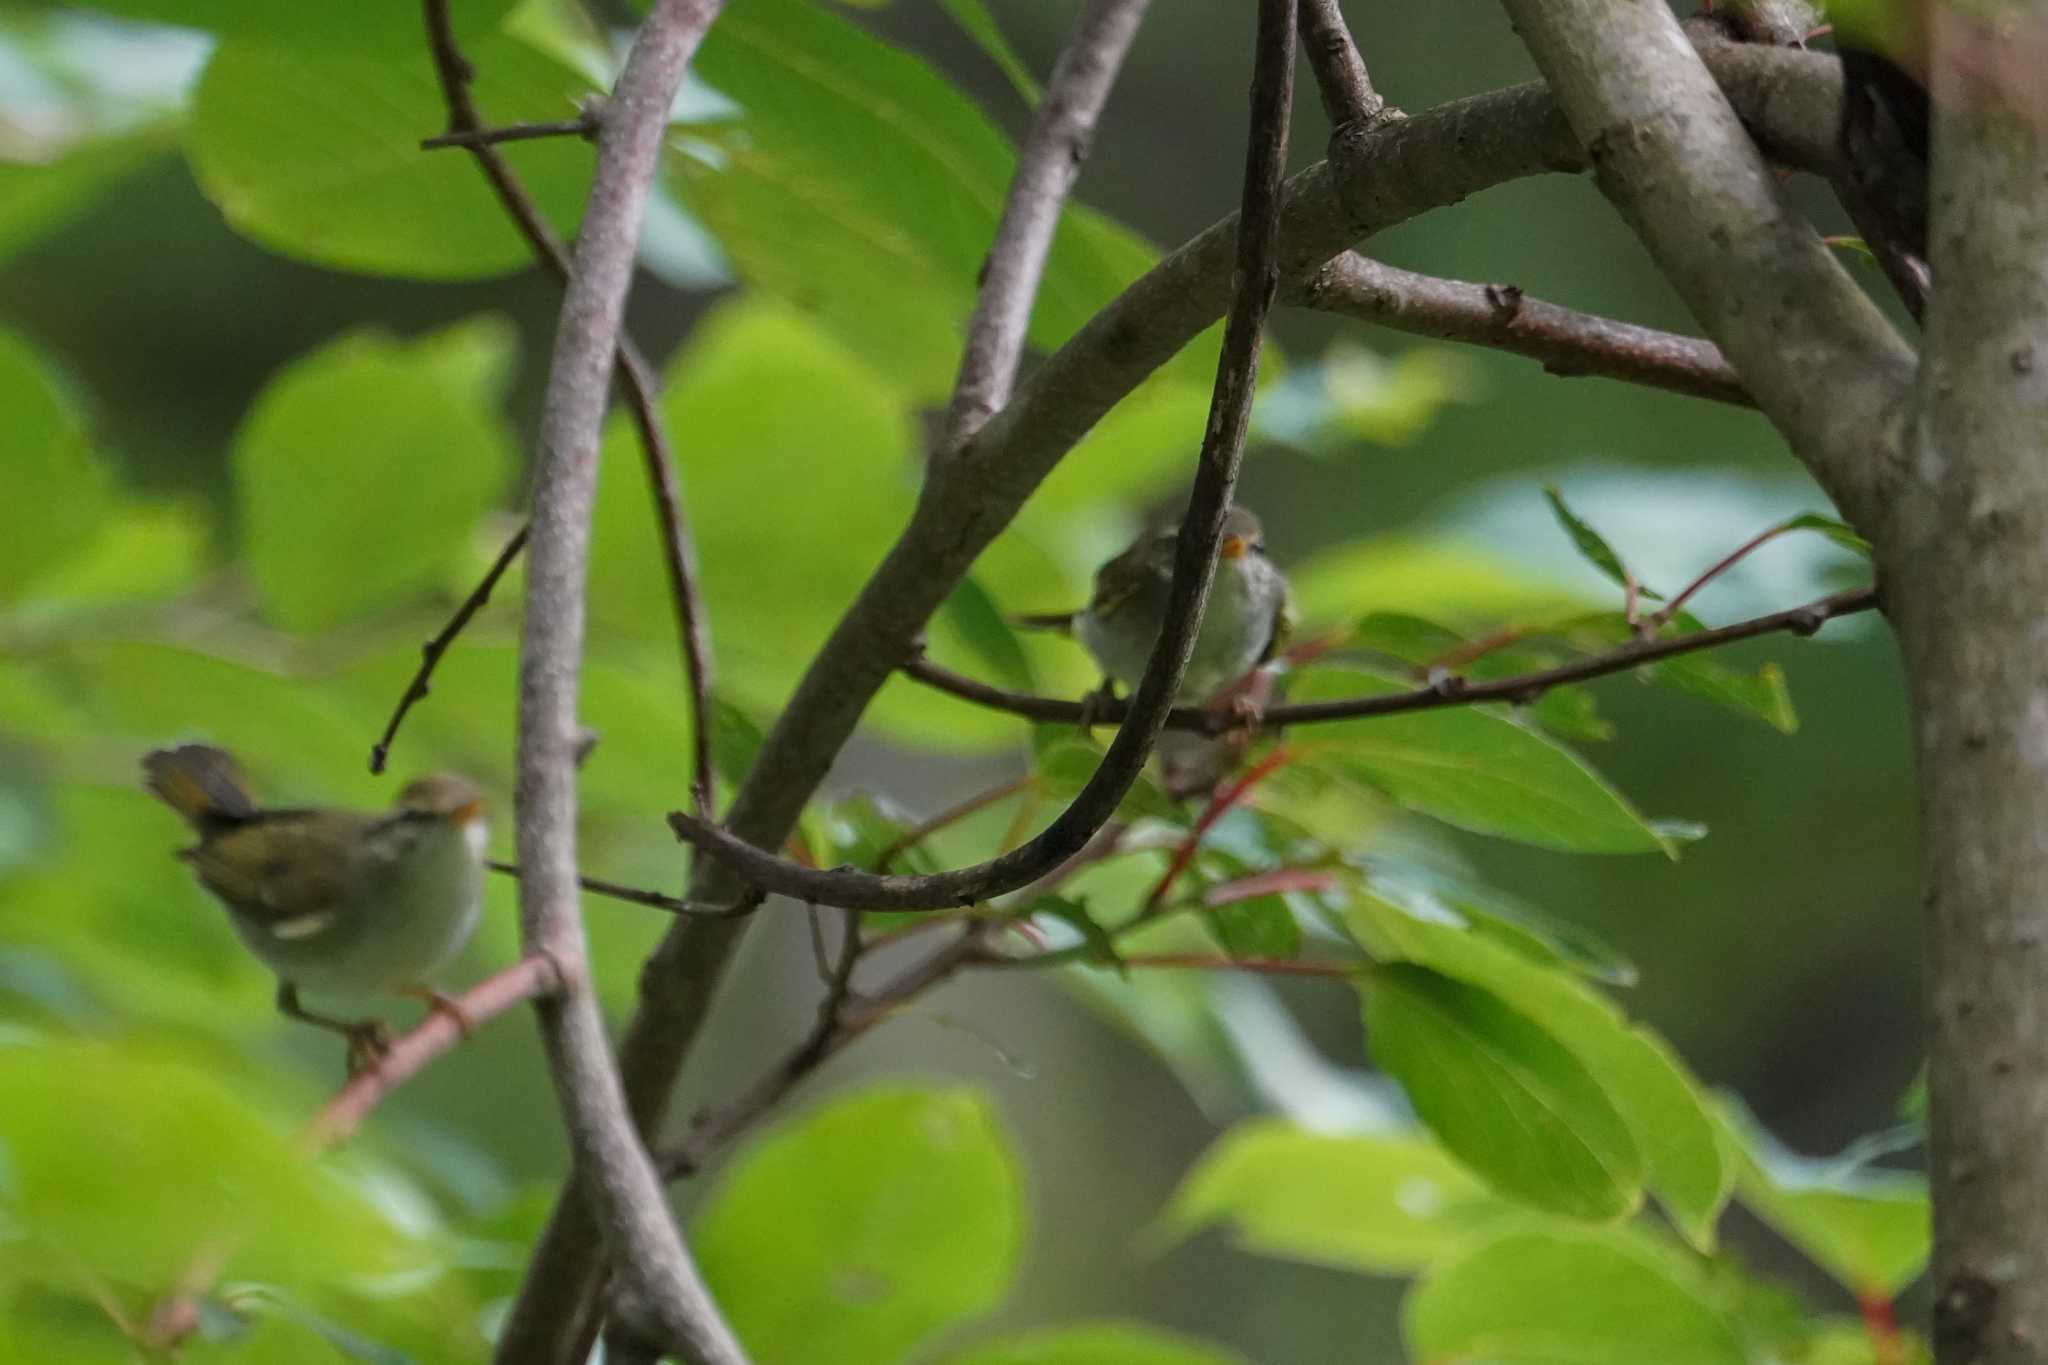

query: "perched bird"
left=144, top=744, right=487, bottom=1074
left=1046, top=506, right=1293, bottom=703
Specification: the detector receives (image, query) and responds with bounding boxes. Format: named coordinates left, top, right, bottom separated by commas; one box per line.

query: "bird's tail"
left=143, top=744, right=258, bottom=830
left=1009, top=611, right=1078, bottom=632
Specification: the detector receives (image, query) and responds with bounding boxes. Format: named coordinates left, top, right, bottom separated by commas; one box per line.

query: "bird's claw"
left=344, top=1019, right=395, bottom=1078
left=407, top=986, right=477, bottom=1038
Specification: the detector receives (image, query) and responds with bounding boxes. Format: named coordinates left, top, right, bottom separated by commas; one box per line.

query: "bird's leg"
left=1077, top=678, right=1121, bottom=735
left=403, top=985, right=477, bottom=1038
left=276, top=982, right=392, bottom=1077
left=1209, top=667, right=1275, bottom=741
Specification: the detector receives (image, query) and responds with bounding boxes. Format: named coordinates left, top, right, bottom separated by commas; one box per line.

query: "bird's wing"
left=1087, top=537, right=1162, bottom=621
left=1259, top=577, right=1297, bottom=665
left=1009, top=611, right=1078, bottom=632
left=182, top=812, right=363, bottom=932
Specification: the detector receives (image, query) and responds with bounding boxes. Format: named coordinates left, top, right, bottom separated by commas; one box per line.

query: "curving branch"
left=1297, top=0, right=1389, bottom=130
left=1496, top=0, right=1916, bottom=539
left=897, top=586, right=1878, bottom=739
left=501, top=40, right=1867, bottom=1361
left=939, top=0, right=1153, bottom=457
left=392, top=0, right=721, bottom=822
left=667, top=0, right=1297, bottom=915
left=1293, top=252, right=1753, bottom=407
left=500, top=0, right=744, bottom=1361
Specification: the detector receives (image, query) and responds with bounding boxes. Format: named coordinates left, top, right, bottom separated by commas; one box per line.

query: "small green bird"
left=144, top=744, right=487, bottom=1073
left=1023, top=506, right=1293, bottom=704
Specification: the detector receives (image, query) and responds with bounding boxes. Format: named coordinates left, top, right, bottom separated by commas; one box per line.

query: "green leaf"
left=677, top=0, right=1165, bottom=396
left=938, top=0, right=1043, bottom=107
left=941, top=575, right=1035, bottom=691
left=938, top=1322, right=1250, bottom=1365
left=44, top=0, right=516, bottom=50
left=20, top=502, right=208, bottom=608
left=695, top=1086, right=1024, bottom=1365
left=1289, top=667, right=1672, bottom=854
left=1361, top=855, right=1638, bottom=986
left=1288, top=533, right=1594, bottom=630
left=0, top=127, right=169, bottom=269
left=1406, top=1227, right=1749, bottom=1365
left=0, top=328, right=107, bottom=600
left=1365, top=963, right=1644, bottom=1219
left=232, top=318, right=517, bottom=631
left=1652, top=654, right=1799, bottom=733
left=1030, top=726, right=1180, bottom=823
left=1721, top=1106, right=1929, bottom=1296
left=0, top=1039, right=422, bottom=1290
left=821, top=791, right=936, bottom=874
left=1206, top=894, right=1302, bottom=961
left=1770, top=512, right=1873, bottom=558
left=709, top=694, right=766, bottom=790
left=1026, top=894, right=1125, bottom=971
left=189, top=34, right=595, bottom=279
left=1347, top=892, right=1731, bottom=1249
left=1543, top=485, right=1663, bottom=600
left=1161, top=1118, right=1508, bottom=1274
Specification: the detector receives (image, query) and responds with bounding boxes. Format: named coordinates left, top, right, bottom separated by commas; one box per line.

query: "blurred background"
left=0, top=0, right=1919, bottom=1360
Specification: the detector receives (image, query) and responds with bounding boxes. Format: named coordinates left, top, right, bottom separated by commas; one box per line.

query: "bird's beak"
left=1219, top=535, right=1249, bottom=560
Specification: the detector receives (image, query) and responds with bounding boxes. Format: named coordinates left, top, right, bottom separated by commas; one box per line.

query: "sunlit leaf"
left=190, top=34, right=595, bottom=279
left=0, top=328, right=106, bottom=600
left=695, top=1086, right=1024, bottom=1365
left=232, top=318, right=518, bottom=631
left=1406, top=1227, right=1748, bottom=1365
left=1162, top=1118, right=1509, bottom=1274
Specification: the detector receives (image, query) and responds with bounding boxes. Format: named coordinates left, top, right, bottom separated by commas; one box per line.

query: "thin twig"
left=371, top=523, right=528, bottom=774
left=901, top=585, right=1879, bottom=733
left=1297, top=0, right=1389, bottom=129
left=938, top=0, right=1153, bottom=457
left=402, top=0, right=720, bottom=825
left=1646, top=521, right=1805, bottom=629
left=1294, top=252, right=1754, bottom=407
left=1143, top=745, right=1296, bottom=911
left=499, top=0, right=743, bottom=1360
left=487, top=859, right=763, bottom=918
left=421, top=113, right=600, bottom=151
left=666, top=0, right=1297, bottom=915
left=875, top=775, right=1035, bottom=870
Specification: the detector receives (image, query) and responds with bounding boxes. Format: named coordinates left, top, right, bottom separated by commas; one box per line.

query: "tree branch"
left=502, top=42, right=1867, bottom=1359
left=897, top=586, right=1876, bottom=735
left=1496, top=0, right=1916, bottom=539
left=395, top=0, right=720, bottom=824
left=498, top=1, right=743, bottom=1361
left=1293, top=251, right=1753, bottom=407
left=938, top=0, right=1153, bottom=457
left=487, top=858, right=764, bottom=918
left=667, top=0, right=1297, bottom=915
left=1296, top=0, right=1389, bottom=131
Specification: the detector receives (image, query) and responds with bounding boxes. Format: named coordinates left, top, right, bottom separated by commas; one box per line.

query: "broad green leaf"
left=1557, top=612, right=1799, bottom=734
left=232, top=318, right=517, bottom=631
left=0, top=1039, right=421, bottom=1290
left=939, top=1322, right=1250, bottom=1365
left=1287, top=534, right=1593, bottom=634
left=190, top=34, right=594, bottom=279
left=1360, top=855, right=1637, bottom=986
left=45, top=0, right=516, bottom=50
left=710, top=694, right=766, bottom=790
left=1289, top=667, right=1671, bottom=854
left=1162, top=1118, right=1508, bottom=1274
left=1347, top=892, right=1731, bottom=1249
left=676, top=0, right=1167, bottom=396
left=941, top=575, right=1035, bottom=691
left=938, top=0, right=1043, bottom=107
left=1721, top=1107, right=1929, bottom=1296
left=19, top=502, right=207, bottom=607
left=1543, top=485, right=1663, bottom=600
left=1406, top=1227, right=1748, bottom=1365
left=1365, top=963, right=1644, bottom=1219
left=695, top=1086, right=1023, bottom=1365
left=0, top=328, right=106, bottom=599
left=1206, top=894, right=1301, bottom=961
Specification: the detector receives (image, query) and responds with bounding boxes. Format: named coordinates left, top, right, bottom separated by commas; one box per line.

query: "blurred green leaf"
left=1162, top=1118, right=1509, bottom=1274
left=1558, top=612, right=1800, bottom=734
left=1025, top=894, right=1124, bottom=971
left=47, top=0, right=516, bottom=50
left=19, top=502, right=207, bottom=608
left=1543, top=485, right=1663, bottom=600
left=0, top=127, right=169, bottom=269
left=1288, top=534, right=1592, bottom=634
left=1770, top=512, right=1873, bottom=559
left=709, top=694, right=766, bottom=791
left=1406, top=1227, right=1748, bottom=1365
left=676, top=0, right=1167, bottom=397
left=1360, top=855, right=1637, bottom=986
left=1347, top=892, right=1730, bottom=1248
left=189, top=34, right=594, bottom=279
left=938, top=0, right=1043, bottom=107
left=1721, top=1106, right=1929, bottom=1296
left=1030, top=727, right=1180, bottom=824
left=1365, top=963, right=1644, bottom=1220
left=695, top=1086, right=1023, bottom=1365
left=1288, top=667, right=1671, bottom=854
left=941, top=576, right=1035, bottom=691
left=0, top=1039, right=425, bottom=1290
left=1205, top=894, right=1301, bottom=962
left=232, top=318, right=517, bottom=631
left=1257, top=340, right=1474, bottom=450
left=938, top=1322, right=1250, bottom=1365
left=0, top=328, right=107, bottom=601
